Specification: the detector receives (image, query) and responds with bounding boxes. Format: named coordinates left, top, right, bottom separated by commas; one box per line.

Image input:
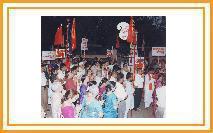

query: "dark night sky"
left=41, top=16, right=166, bottom=55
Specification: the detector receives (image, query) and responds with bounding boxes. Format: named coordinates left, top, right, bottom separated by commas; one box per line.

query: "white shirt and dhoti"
left=144, top=74, right=155, bottom=108
left=114, top=82, right=127, bottom=118
left=125, top=81, right=134, bottom=118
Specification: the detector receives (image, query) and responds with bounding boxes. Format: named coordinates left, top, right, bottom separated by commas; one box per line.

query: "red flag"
left=71, top=18, right=76, bottom=51
left=65, top=57, right=70, bottom=71
left=127, top=16, right=136, bottom=45
left=54, top=25, right=63, bottom=46
left=116, top=36, right=120, bottom=49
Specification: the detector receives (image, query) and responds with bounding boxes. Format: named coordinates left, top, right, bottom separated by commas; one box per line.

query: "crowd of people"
left=41, top=57, right=166, bottom=118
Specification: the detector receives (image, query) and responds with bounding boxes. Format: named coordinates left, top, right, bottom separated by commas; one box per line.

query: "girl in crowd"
left=79, top=75, right=89, bottom=104
left=144, top=68, right=156, bottom=109
left=103, top=81, right=117, bottom=118
left=155, top=74, right=163, bottom=89
left=65, top=71, right=77, bottom=91
left=87, top=81, right=99, bottom=98
left=86, top=69, right=93, bottom=79
left=80, top=91, right=103, bottom=118
left=125, top=72, right=135, bottom=118
left=97, top=77, right=108, bottom=100
left=61, top=90, right=79, bottom=118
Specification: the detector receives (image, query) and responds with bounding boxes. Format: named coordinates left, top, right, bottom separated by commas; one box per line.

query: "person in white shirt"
left=51, top=80, right=64, bottom=118
left=144, top=69, right=155, bottom=109
left=41, top=65, right=48, bottom=112
left=95, top=70, right=102, bottom=86
left=77, top=62, right=86, bottom=80
left=91, top=61, right=101, bottom=76
left=57, top=63, right=66, bottom=84
left=122, top=63, right=129, bottom=80
left=114, top=73, right=127, bottom=118
left=124, top=72, right=135, bottom=118
left=156, top=76, right=166, bottom=118
left=134, top=68, right=144, bottom=111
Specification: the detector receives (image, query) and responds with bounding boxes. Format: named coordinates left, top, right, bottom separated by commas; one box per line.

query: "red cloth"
left=116, top=36, right=120, bottom=48
left=54, top=25, right=63, bottom=46
left=99, top=86, right=106, bottom=96
left=71, top=18, right=76, bottom=51
left=149, top=74, right=153, bottom=90
left=65, top=79, right=77, bottom=91
left=65, top=57, right=70, bottom=71
left=127, top=16, right=136, bottom=45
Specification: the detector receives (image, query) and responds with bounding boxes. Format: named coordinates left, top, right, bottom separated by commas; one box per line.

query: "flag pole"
left=84, top=49, right=86, bottom=59
left=134, top=30, right=138, bottom=81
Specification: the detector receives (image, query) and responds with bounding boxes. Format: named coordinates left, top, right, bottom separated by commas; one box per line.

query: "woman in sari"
left=79, top=75, right=89, bottom=104
left=61, top=90, right=79, bottom=118
left=103, top=81, right=117, bottom=118
left=80, top=91, right=103, bottom=118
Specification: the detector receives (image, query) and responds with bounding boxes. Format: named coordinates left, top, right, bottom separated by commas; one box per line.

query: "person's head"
left=123, top=63, right=129, bottom=72
left=148, top=68, right=154, bottom=74
left=117, top=73, right=124, bottom=83
left=157, top=74, right=163, bottom=81
left=105, top=81, right=116, bottom=93
left=95, top=61, right=100, bottom=67
left=96, top=70, right=102, bottom=78
left=41, top=64, right=46, bottom=72
left=68, top=71, right=74, bottom=79
left=137, top=68, right=143, bottom=75
left=65, top=70, right=70, bottom=79
left=126, top=72, right=133, bottom=81
left=88, top=81, right=97, bottom=87
left=86, top=69, right=92, bottom=76
left=61, top=90, right=78, bottom=104
left=50, top=74, right=57, bottom=83
left=81, top=75, right=87, bottom=83
left=105, top=83, right=113, bottom=94
left=94, top=57, right=98, bottom=61
left=105, top=61, right=109, bottom=66
left=113, top=65, right=121, bottom=73
left=71, top=66, right=78, bottom=75
left=89, top=74, right=95, bottom=81
left=86, top=91, right=93, bottom=98
left=99, top=77, right=108, bottom=87
left=111, top=71, right=117, bottom=78
left=60, top=63, right=66, bottom=71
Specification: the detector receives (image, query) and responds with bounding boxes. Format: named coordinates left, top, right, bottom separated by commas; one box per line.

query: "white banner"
left=152, top=47, right=166, bottom=56
left=42, top=51, right=56, bottom=60
left=81, top=38, right=88, bottom=50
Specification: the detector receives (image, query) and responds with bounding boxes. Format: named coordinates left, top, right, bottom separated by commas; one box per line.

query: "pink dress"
left=65, top=79, right=77, bottom=91
left=99, top=86, right=106, bottom=97
left=61, top=106, right=75, bottom=118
